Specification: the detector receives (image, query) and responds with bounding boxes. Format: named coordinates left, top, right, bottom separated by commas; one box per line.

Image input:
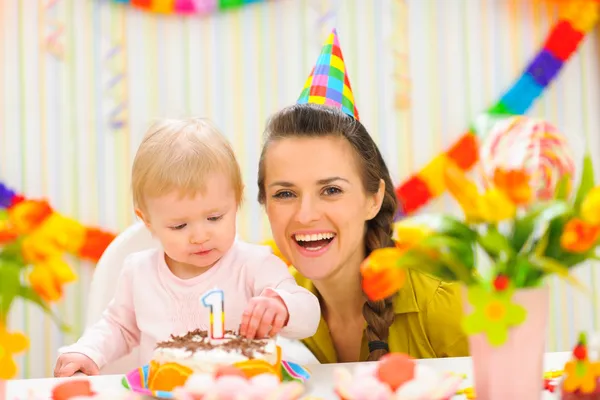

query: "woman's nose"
left=295, top=197, right=321, bottom=224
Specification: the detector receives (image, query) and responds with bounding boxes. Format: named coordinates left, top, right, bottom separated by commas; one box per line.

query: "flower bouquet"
left=361, top=117, right=599, bottom=399
left=0, top=183, right=115, bottom=383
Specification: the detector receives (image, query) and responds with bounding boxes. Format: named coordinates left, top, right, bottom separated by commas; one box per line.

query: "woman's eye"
left=170, top=223, right=187, bottom=230
left=322, top=186, right=342, bottom=196
left=208, top=215, right=223, bottom=222
left=273, top=190, right=295, bottom=199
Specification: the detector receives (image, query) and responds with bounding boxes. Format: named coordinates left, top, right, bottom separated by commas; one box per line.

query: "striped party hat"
left=297, top=29, right=359, bottom=120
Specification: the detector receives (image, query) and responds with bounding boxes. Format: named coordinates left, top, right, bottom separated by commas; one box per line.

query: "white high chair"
left=85, top=222, right=319, bottom=375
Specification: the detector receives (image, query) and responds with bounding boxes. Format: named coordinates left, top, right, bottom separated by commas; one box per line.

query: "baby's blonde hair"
left=131, top=118, right=243, bottom=213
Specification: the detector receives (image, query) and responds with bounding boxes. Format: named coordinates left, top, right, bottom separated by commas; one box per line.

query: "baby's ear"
left=135, top=208, right=151, bottom=228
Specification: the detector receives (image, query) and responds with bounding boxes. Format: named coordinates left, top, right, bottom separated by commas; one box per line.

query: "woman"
left=257, top=103, right=469, bottom=363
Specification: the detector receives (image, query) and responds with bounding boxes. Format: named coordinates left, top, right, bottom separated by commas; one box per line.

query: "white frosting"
left=152, top=333, right=278, bottom=373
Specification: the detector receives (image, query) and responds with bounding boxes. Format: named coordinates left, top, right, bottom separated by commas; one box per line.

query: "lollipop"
left=479, top=116, right=575, bottom=202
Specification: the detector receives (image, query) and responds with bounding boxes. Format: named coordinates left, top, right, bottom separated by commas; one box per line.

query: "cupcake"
left=561, top=333, right=600, bottom=399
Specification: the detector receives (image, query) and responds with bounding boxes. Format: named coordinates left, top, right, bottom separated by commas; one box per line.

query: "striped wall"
left=1, top=0, right=599, bottom=378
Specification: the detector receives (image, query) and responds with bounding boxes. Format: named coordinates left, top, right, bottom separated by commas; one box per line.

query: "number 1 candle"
left=201, top=289, right=225, bottom=339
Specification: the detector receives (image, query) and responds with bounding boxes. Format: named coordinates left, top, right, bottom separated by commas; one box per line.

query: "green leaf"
left=402, top=214, right=477, bottom=242
left=574, top=153, right=595, bottom=211
left=555, top=174, right=572, bottom=201
left=17, top=285, right=71, bottom=332
left=511, top=201, right=571, bottom=253
left=511, top=257, right=537, bottom=288
left=477, top=225, right=515, bottom=262
left=0, top=238, right=25, bottom=265
left=529, top=255, right=589, bottom=292
left=404, top=235, right=477, bottom=284
left=0, top=259, right=22, bottom=323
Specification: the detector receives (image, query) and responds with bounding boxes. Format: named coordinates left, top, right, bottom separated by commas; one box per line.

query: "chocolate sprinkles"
left=155, top=329, right=270, bottom=359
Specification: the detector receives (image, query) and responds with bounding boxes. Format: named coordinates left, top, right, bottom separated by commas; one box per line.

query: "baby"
left=54, top=118, right=320, bottom=377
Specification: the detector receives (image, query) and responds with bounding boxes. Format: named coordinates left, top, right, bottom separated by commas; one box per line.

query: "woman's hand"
left=239, top=288, right=289, bottom=339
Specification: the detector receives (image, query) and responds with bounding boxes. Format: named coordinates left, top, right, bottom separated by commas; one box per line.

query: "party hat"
left=297, top=29, right=359, bottom=120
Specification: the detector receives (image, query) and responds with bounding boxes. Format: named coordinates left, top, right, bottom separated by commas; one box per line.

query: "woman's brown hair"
left=257, top=103, right=398, bottom=361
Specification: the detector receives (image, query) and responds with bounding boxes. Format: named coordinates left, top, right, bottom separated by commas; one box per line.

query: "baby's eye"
left=208, top=215, right=223, bottom=222
left=273, top=190, right=295, bottom=199
left=170, top=223, right=187, bottom=230
left=322, top=186, right=342, bottom=196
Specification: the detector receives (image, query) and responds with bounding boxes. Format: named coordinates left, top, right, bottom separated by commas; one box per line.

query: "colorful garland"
left=394, top=0, right=599, bottom=220
left=110, top=0, right=279, bottom=15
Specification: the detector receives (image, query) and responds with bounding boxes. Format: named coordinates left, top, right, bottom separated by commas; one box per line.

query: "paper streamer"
left=393, top=1, right=600, bottom=220
left=105, top=42, right=128, bottom=130
left=391, top=0, right=410, bottom=110
left=309, top=0, right=341, bottom=46
left=42, top=0, right=65, bottom=60
left=111, top=0, right=275, bottom=15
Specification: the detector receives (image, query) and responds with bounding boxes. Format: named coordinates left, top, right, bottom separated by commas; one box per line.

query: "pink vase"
left=0, top=379, right=5, bottom=400
left=463, top=286, right=549, bottom=400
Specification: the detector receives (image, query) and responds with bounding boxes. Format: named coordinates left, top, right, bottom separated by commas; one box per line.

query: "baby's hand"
left=239, top=288, right=289, bottom=339
left=54, top=353, right=100, bottom=377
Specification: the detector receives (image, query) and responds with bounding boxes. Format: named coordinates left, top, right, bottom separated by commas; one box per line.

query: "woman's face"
left=263, top=135, right=383, bottom=281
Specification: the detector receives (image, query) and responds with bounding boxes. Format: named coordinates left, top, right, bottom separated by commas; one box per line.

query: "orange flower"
left=0, top=230, right=18, bottom=243
left=0, top=210, right=18, bottom=244
left=0, top=326, right=29, bottom=379
left=560, top=218, right=600, bottom=253
left=361, top=248, right=407, bottom=301
left=493, top=168, right=532, bottom=205
left=8, top=200, right=53, bottom=234
left=444, top=162, right=516, bottom=223
left=76, top=228, right=115, bottom=262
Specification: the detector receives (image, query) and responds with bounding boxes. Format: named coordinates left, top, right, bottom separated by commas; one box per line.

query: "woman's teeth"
left=294, top=233, right=336, bottom=250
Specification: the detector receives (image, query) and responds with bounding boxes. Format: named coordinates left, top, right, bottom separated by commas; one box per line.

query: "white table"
left=5, top=352, right=572, bottom=399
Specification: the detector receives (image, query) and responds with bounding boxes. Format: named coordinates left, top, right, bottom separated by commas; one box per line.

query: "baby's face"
left=140, top=172, right=238, bottom=275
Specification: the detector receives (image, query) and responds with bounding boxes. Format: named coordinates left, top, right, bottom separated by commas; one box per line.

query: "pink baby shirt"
left=59, top=239, right=321, bottom=370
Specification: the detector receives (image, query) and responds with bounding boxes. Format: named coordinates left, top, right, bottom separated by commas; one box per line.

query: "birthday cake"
left=148, top=329, right=281, bottom=391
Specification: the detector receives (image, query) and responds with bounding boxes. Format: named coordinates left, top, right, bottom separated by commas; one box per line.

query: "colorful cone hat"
left=297, top=29, right=360, bottom=121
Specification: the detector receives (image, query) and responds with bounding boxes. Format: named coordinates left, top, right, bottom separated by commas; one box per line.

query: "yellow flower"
left=393, top=220, right=433, bottom=250
left=444, top=163, right=516, bottom=223
left=560, top=218, right=600, bottom=253
left=563, top=359, right=600, bottom=394
left=478, top=189, right=517, bottom=223
left=28, top=258, right=77, bottom=302
left=581, top=187, right=600, bottom=226
left=21, top=214, right=86, bottom=264
left=0, top=326, right=29, bottom=379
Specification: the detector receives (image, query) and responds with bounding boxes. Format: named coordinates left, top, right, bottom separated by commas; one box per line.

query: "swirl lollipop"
left=479, top=116, right=575, bottom=202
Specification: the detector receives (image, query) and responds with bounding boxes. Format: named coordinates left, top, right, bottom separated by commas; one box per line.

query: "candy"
left=479, top=116, right=575, bottom=202
left=215, top=365, right=248, bottom=379
left=376, top=353, right=415, bottom=391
